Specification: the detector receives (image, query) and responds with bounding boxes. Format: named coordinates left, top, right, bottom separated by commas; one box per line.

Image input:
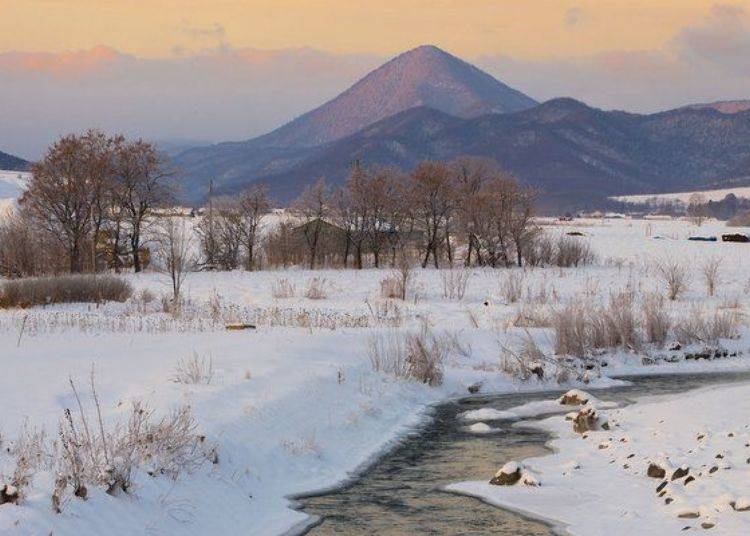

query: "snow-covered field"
left=0, top=170, right=30, bottom=216
left=1, top=217, right=750, bottom=535
left=611, top=185, right=750, bottom=205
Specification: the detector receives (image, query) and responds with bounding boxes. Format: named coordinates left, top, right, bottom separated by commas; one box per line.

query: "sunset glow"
left=1, top=0, right=743, bottom=60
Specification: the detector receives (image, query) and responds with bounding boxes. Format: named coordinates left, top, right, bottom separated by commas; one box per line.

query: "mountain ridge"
left=205, top=98, right=750, bottom=209
left=0, top=150, right=29, bottom=171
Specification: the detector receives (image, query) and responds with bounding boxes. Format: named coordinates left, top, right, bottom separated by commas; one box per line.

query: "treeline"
left=203, top=158, right=537, bottom=271
left=1, top=131, right=543, bottom=277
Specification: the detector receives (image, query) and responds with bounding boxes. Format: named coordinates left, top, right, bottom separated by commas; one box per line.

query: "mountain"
left=254, top=45, right=538, bottom=148
left=172, top=44, right=750, bottom=209
left=0, top=150, right=29, bottom=171
left=207, top=98, right=750, bottom=209
left=173, top=45, right=538, bottom=199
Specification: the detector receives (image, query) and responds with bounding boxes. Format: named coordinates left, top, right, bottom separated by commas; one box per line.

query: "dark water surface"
left=298, top=371, right=750, bottom=535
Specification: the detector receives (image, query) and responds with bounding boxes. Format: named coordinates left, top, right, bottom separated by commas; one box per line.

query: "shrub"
left=523, top=234, right=596, bottom=268
left=0, top=274, right=133, bottom=308
left=555, top=236, right=596, bottom=267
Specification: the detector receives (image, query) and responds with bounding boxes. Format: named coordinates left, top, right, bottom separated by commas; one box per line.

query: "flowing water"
left=297, top=371, right=750, bottom=535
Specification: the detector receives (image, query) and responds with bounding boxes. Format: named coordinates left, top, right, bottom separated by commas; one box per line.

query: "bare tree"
left=507, top=183, right=538, bottom=267
left=687, top=193, right=707, bottom=226
left=156, top=215, right=194, bottom=304
left=409, top=162, right=457, bottom=268
left=237, top=185, right=270, bottom=270
left=112, top=139, right=174, bottom=273
left=292, top=178, right=330, bottom=269
left=23, top=130, right=114, bottom=273
left=452, top=157, right=493, bottom=267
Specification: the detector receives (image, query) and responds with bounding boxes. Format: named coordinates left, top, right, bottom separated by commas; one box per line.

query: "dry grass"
left=701, top=258, right=721, bottom=297
left=304, top=277, right=330, bottom=300
left=552, top=294, right=641, bottom=357
left=1, top=371, right=216, bottom=511
left=511, top=303, right=553, bottom=328
left=674, top=308, right=741, bottom=345
left=657, top=260, right=690, bottom=301
left=171, top=352, right=214, bottom=385
left=271, top=278, right=296, bottom=299
left=500, top=271, right=524, bottom=304
left=642, top=293, right=671, bottom=346
left=440, top=268, right=471, bottom=300
left=0, top=274, right=133, bottom=308
left=368, top=325, right=447, bottom=386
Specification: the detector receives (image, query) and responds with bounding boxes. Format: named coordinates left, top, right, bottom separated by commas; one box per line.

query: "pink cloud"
left=0, top=45, right=124, bottom=78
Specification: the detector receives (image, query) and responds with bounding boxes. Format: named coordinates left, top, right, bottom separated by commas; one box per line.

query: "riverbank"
left=449, top=379, right=750, bottom=535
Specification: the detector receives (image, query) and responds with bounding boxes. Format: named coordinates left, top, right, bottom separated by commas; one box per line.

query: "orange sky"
left=1, top=0, right=741, bottom=59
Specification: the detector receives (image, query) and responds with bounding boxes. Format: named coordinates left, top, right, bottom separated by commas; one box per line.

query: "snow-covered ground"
left=449, top=382, right=750, bottom=534
left=0, top=170, right=30, bottom=216
left=1, top=216, right=750, bottom=535
left=611, top=185, right=750, bottom=205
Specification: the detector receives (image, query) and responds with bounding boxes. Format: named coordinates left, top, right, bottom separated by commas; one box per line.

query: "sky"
left=2, top=0, right=750, bottom=158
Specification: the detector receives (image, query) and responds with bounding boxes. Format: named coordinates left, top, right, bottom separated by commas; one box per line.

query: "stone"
left=558, top=390, right=590, bottom=406
left=671, top=467, right=690, bottom=480
left=647, top=463, right=667, bottom=479
left=0, top=484, right=19, bottom=505
left=573, top=407, right=608, bottom=434
left=490, top=462, right=522, bottom=486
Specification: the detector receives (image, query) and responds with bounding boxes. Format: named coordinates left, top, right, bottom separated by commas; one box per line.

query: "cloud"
left=0, top=45, right=125, bottom=78
left=478, top=3, right=750, bottom=113
left=675, top=2, right=750, bottom=75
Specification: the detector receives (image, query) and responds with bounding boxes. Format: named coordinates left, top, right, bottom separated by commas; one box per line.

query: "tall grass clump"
left=304, top=277, right=330, bottom=300
left=642, top=293, right=671, bottom=346
left=656, top=260, right=690, bottom=301
left=368, top=325, right=446, bottom=386
left=674, top=308, right=741, bottom=346
left=0, top=274, right=132, bottom=308
left=271, top=278, right=296, bottom=299
left=440, top=268, right=471, bottom=300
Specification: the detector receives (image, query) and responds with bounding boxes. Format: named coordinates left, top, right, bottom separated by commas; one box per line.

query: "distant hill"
left=0, top=150, right=29, bottom=172
left=205, top=98, right=750, bottom=209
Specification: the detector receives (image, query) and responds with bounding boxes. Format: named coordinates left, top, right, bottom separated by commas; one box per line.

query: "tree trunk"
left=131, top=233, right=142, bottom=273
